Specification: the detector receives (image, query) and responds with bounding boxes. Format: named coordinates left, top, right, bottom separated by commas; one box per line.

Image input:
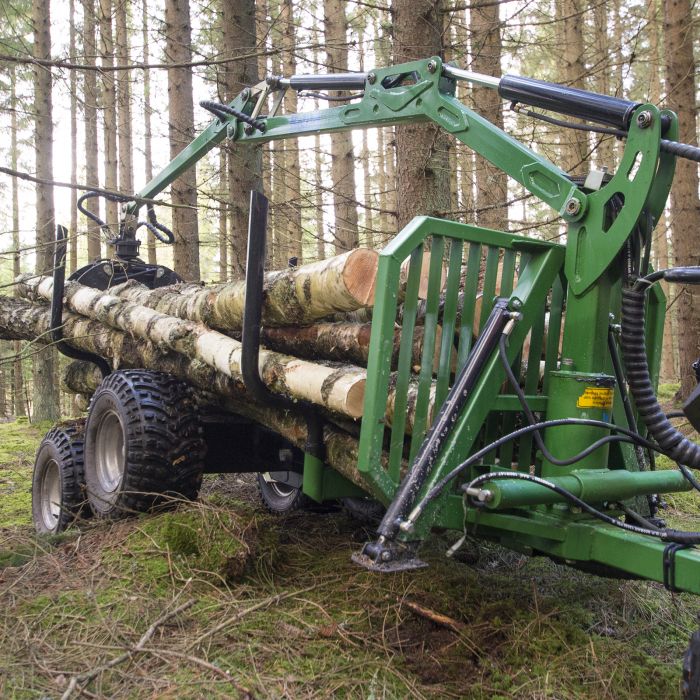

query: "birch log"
left=59, top=360, right=376, bottom=492
left=19, top=276, right=367, bottom=419
left=260, top=322, right=445, bottom=371
left=20, top=249, right=378, bottom=332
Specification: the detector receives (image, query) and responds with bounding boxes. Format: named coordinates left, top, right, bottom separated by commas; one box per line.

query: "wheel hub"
left=94, top=409, right=125, bottom=495
left=39, top=459, right=61, bottom=531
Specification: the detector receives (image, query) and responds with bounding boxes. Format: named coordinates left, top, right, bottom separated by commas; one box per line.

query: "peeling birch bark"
left=260, top=322, right=444, bottom=371
left=20, top=276, right=367, bottom=419
left=19, top=248, right=378, bottom=332
left=59, top=358, right=376, bottom=493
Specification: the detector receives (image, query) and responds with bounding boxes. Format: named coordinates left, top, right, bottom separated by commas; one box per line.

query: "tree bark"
left=222, top=0, right=262, bottom=276
left=261, top=322, right=444, bottom=371
left=20, top=280, right=368, bottom=419
left=115, top=0, right=133, bottom=196
left=33, top=248, right=377, bottom=330
left=69, top=0, right=79, bottom=274
left=470, top=0, right=507, bottom=230
left=10, top=67, right=25, bottom=418
left=555, top=0, right=588, bottom=173
left=142, top=0, right=157, bottom=265
left=281, top=0, right=303, bottom=264
left=31, top=0, right=60, bottom=422
left=99, top=0, right=119, bottom=232
left=218, top=150, right=228, bottom=281
left=664, top=0, right=700, bottom=397
left=165, top=0, right=200, bottom=281
left=324, top=0, right=359, bottom=252
left=393, top=0, right=451, bottom=231
left=83, top=0, right=102, bottom=260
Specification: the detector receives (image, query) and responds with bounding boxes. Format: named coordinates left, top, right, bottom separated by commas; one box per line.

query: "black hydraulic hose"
left=463, top=471, right=700, bottom=544
left=411, top=418, right=662, bottom=516
left=498, top=335, right=633, bottom=466
left=200, top=101, right=266, bottom=132
left=620, top=285, right=700, bottom=468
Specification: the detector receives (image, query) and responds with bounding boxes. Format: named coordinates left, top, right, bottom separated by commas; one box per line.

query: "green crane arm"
left=131, top=55, right=676, bottom=294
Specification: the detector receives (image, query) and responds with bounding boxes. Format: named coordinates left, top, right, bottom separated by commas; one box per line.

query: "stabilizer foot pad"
left=351, top=551, right=428, bottom=572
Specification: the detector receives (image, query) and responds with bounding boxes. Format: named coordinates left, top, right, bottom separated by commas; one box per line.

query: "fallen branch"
left=59, top=598, right=196, bottom=700
left=188, top=586, right=316, bottom=650
left=403, top=600, right=466, bottom=634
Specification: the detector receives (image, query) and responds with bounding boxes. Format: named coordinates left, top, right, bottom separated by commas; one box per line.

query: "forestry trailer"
left=26, top=56, right=700, bottom=695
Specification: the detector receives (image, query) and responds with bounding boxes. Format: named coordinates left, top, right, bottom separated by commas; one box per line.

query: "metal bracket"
left=352, top=538, right=428, bottom=573
left=50, top=225, right=111, bottom=378
left=241, top=191, right=325, bottom=462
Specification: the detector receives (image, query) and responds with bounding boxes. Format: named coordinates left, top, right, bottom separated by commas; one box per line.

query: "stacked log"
left=0, top=249, right=457, bottom=489
left=5, top=247, right=447, bottom=419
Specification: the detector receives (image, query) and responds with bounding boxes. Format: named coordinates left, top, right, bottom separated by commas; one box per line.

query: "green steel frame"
left=129, top=56, right=700, bottom=594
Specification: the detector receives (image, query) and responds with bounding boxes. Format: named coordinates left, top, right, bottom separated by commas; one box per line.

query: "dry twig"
left=59, top=598, right=195, bottom=700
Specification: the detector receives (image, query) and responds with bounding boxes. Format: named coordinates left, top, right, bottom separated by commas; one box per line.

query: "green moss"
left=0, top=420, right=53, bottom=527
left=657, top=382, right=680, bottom=403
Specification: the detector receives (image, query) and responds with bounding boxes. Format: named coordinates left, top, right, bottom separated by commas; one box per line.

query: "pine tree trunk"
left=115, top=0, right=133, bottom=196
left=324, top=0, right=359, bottom=252
left=142, top=0, right=157, bottom=265
left=165, top=0, right=200, bottom=281
left=556, top=0, right=588, bottom=173
left=649, top=0, right=675, bottom=382
left=664, top=0, right=700, bottom=396
left=99, top=0, right=119, bottom=232
left=470, top=0, right=507, bottom=230
left=222, top=0, right=262, bottom=276
left=281, top=0, right=303, bottom=264
left=219, top=150, right=228, bottom=281
left=393, top=0, right=451, bottom=230
left=83, top=0, right=102, bottom=261
left=69, top=0, right=79, bottom=274
left=10, top=67, right=25, bottom=418
left=592, top=0, right=615, bottom=169
left=31, top=0, right=60, bottom=422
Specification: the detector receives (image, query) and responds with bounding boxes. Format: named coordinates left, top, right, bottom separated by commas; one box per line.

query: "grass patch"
left=0, top=419, right=53, bottom=527
left=0, top=419, right=698, bottom=698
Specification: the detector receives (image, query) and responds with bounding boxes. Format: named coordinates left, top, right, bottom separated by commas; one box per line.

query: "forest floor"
left=0, top=388, right=699, bottom=699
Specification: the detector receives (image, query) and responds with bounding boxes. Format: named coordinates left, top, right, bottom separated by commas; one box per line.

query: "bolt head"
left=564, top=197, right=582, bottom=216
left=367, top=72, right=376, bottom=85
left=381, top=551, right=391, bottom=561
left=241, top=88, right=250, bottom=101
left=636, top=110, right=653, bottom=129
left=427, top=60, right=437, bottom=74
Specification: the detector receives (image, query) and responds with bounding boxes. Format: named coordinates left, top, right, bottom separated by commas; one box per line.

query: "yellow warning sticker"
left=577, top=387, right=614, bottom=410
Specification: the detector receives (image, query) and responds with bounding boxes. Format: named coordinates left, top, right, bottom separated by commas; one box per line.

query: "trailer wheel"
left=257, top=472, right=308, bottom=514
left=32, top=420, right=88, bottom=534
left=342, top=497, right=385, bottom=524
left=84, top=370, right=205, bottom=519
left=683, top=626, right=700, bottom=700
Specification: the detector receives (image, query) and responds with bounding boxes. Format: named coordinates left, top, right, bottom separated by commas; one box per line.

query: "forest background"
left=0, top=0, right=698, bottom=421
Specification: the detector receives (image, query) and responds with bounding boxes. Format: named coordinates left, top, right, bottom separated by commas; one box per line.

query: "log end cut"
left=344, top=249, right=379, bottom=306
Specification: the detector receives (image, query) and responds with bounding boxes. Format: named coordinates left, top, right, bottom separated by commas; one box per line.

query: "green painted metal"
left=540, top=371, right=615, bottom=476
left=480, top=468, right=690, bottom=509
left=302, top=453, right=365, bottom=502
left=129, top=53, right=700, bottom=597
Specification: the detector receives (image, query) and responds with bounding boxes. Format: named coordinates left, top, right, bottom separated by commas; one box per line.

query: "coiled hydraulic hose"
left=621, top=269, right=700, bottom=468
